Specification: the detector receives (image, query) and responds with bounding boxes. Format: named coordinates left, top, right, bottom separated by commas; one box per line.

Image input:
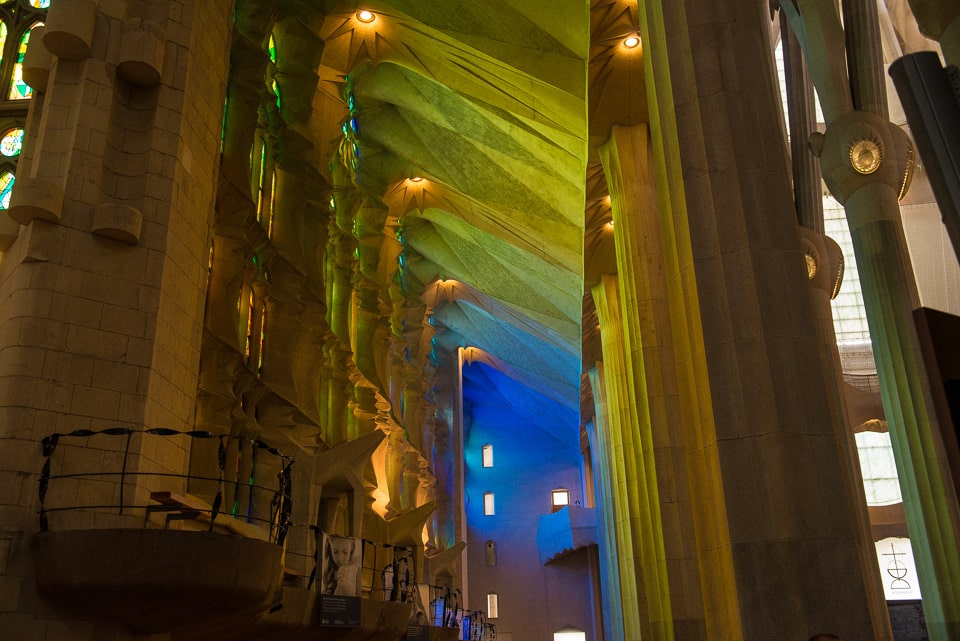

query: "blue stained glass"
left=29, top=0, right=51, bottom=8
left=0, top=171, right=15, bottom=209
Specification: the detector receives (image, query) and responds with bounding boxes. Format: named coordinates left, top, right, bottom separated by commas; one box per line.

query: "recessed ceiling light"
left=410, top=176, right=423, bottom=182
left=606, top=220, right=614, bottom=229
left=623, top=34, right=641, bottom=49
left=356, top=10, right=375, bottom=23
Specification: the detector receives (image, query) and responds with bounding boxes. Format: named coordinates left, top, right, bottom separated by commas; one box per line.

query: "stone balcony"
left=535, top=505, right=598, bottom=565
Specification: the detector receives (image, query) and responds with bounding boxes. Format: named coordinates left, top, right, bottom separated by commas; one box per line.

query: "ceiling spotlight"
left=606, top=220, right=614, bottom=229
left=409, top=176, right=424, bottom=182
left=623, top=34, right=641, bottom=49
left=356, top=10, right=376, bottom=23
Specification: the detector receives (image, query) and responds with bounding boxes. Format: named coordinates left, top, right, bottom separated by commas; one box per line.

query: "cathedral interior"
left=1, top=0, right=959, bottom=640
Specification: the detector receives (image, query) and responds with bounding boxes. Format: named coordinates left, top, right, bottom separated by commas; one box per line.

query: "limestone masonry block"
left=43, top=0, right=97, bottom=61
left=7, top=179, right=64, bottom=226
left=91, top=203, right=142, bottom=245
left=0, top=215, right=19, bottom=252
left=22, top=220, right=66, bottom=264
left=22, top=26, right=52, bottom=93
left=117, top=19, right=166, bottom=88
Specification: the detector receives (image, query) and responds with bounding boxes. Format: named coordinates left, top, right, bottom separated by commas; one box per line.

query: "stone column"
left=591, top=275, right=649, bottom=641
left=780, top=0, right=960, bottom=635
left=637, top=0, right=881, bottom=637
left=783, top=15, right=892, bottom=637
left=586, top=367, right=627, bottom=641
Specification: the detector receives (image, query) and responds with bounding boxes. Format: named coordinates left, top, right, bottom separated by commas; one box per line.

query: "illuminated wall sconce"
left=623, top=34, right=641, bottom=49
left=356, top=9, right=376, bottom=23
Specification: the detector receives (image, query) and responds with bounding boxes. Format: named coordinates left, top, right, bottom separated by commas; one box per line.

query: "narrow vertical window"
left=257, top=301, right=266, bottom=374
left=481, top=443, right=493, bottom=468
left=244, top=290, right=255, bottom=362
left=0, top=170, right=14, bottom=209
left=486, top=593, right=499, bottom=619
left=9, top=26, right=36, bottom=100
left=483, top=492, right=495, bottom=516
left=484, top=540, right=496, bottom=566
left=0, top=21, right=8, bottom=69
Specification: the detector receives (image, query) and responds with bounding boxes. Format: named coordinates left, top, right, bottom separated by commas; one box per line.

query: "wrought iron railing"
left=37, top=427, right=294, bottom=546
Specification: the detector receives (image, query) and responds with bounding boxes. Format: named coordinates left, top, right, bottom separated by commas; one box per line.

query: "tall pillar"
left=780, top=1, right=960, bottom=635
left=783, top=15, right=892, bottom=637
left=591, top=277, right=647, bottom=641
left=583, top=397, right=626, bottom=641
left=635, top=0, right=881, bottom=637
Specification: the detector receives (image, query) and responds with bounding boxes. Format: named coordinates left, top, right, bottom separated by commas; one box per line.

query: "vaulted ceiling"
left=298, top=0, right=645, bottom=415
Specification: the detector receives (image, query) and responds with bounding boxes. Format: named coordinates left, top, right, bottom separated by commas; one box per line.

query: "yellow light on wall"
left=356, top=10, right=376, bottom=23
left=623, top=34, right=641, bottom=49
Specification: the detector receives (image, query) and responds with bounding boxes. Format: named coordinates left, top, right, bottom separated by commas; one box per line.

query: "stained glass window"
left=268, top=34, right=276, bottom=64
left=0, top=127, right=23, bottom=156
left=0, top=170, right=14, bottom=209
left=0, top=21, right=7, bottom=68
left=29, top=0, right=50, bottom=8
left=9, top=27, right=35, bottom=100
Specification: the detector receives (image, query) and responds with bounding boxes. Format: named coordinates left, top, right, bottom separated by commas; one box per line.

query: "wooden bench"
left=148, top=491, right=270, bottom=541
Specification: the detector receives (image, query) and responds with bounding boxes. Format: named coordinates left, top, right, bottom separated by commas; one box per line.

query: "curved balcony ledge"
left=33, top=529, right=283, bottom=634
left=536, top=505, right=598, bottom=565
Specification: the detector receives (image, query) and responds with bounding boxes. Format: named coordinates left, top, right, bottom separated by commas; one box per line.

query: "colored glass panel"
left=268, top=34, right=276, bottom=64
left=29, top=0, right=51, bottom=8
left=9, top=27, right=34, bottom=100
left=1, top=128, right=23, bottom=156
left=0, top=22, right=7, bottom=69
left=0, top=171, right=14, bottom=209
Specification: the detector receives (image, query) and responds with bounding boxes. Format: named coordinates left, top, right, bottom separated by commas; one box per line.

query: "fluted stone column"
left=636, top=0, right=881, bottom=638
left=592, top=275, right=650, bottom=641
left=783, top=17, right=892, bottom=638
left=586, top=367, right=627, bottom=641
left=781, top=1, right=960, bottom=636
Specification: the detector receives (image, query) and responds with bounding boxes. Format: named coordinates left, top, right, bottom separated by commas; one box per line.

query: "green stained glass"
left=272, top=79, right=281, bottom=110
left=268, top=35, right=276, bottom=64
left=0, top=171, right=14, bottom=209
left=29, top=0, right=51, bottom=8
left=0, top=22, right=7, bottom=68
left=0, top=128, right=23, bottom=156
left=9, top=28, right=34, bottom=100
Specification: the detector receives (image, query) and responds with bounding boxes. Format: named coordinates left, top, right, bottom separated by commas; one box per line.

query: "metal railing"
left=37, top=427, right=294, bottom=546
